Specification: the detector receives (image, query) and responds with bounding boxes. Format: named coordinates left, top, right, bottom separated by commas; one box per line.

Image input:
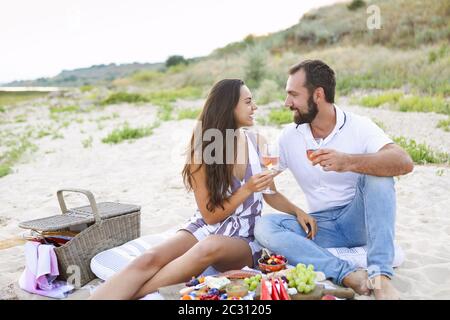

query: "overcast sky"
left=0, top=0, right=343, bottom=83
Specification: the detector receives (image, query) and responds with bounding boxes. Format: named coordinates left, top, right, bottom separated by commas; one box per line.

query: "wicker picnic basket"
left=19, top=188, right=141, bottom=286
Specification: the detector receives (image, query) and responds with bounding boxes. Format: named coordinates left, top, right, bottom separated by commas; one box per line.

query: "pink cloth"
left=19, top=241, right=74, bottom=299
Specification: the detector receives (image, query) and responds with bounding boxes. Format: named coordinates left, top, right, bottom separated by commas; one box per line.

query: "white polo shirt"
left=278, top=105, right=393, bottom=213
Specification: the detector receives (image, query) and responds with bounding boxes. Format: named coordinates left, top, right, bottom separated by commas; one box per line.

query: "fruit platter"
left=157, top=252, right=356, bottom=300
left=177, top=272, right=262, bottom=300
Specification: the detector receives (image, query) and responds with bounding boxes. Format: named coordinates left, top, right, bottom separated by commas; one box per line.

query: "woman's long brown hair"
left=182, top=79, right=244, bottom=213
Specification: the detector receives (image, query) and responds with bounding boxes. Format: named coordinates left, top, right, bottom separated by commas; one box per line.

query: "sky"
left=0, top=0, right=343, bottom=83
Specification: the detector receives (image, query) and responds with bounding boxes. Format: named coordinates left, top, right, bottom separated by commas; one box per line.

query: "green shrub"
left=267, top=108, right=293, bottom=125
left=51, top=132, right=64, bottom=140
left=131, top=70, right=163, bottom=83
left=14, top=115, right=27, bottom=123
left=101, top=92, right=149, bottom=105
left=102, top=123, right=156, bottom=144
left=371, top=118, right=387, bottom=131
left=167, top=64, right=189, bottom=74
left=178, top=108, right=202, bottom=120
left=428, top=51, right=438, bottom=64
left=146, top=87, right=202, bottom=121
left=244, top=46, right=268, bottom=89
left=82, top=136, right=93, bottom=148
left=397, top=96, right=449, bottom=115
left=359, top=92, right=403, bottom=108
left=437, top=118, right=450, bottom=132
left=157, top=103, right=174, bottom=121
left=148, top=87, right=202, bottom=105
left=347, top=0, right=366, bottom=11
left=356, top=93, right=449, bottom=115
left=50, top=105, right=80, bottom=113
left=0, top=164, right=11, bottom=178
left=80, top=85, right=94, bottom=92
left=337, top=73, right=403, bottom=96
left=256, top=80, right=283, bottom=105
left=166, top=55, right=188, bottom=68
left=37, top=129, right=52, bottom=138
left=49, top=113, right=60, bottom=122
left=0, top=135, right=38, bottom=178
left=244, top=34, right=256, bottom=45
left=0, top=91, right=48, bottom=107
left=393, top=136, right=450, bottom=164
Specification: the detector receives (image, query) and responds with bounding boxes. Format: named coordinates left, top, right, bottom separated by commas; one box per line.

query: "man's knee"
left=255, top=215, right=279, bottom=242
left=255, top=214, right=292, bottom=248
left=360, top=175, right=395, bottom=193
left=359, top=175, right=396, bottom=221
left=364, top=175, right=394, bottom=185
left=255, top=216, right=269, bottom=236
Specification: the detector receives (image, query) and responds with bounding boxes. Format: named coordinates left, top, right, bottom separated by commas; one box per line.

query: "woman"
left=90, top=79, right=315, bottom=299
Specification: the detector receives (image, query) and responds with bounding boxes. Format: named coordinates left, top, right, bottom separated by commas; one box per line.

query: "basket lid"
left=19, top=202, right=141, bottom=231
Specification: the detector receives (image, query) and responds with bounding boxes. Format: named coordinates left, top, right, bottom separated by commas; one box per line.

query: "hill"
left=3, top=62, right=164, bottom=87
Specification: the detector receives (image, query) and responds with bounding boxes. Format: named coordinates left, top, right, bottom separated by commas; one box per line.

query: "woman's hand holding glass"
left=261, top=143, right=284, bottom=194
left=243, top=172, right=274, bottom=193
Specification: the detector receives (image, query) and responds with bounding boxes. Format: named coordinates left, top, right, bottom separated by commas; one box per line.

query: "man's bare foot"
left=342, top=269, right=371, bottom=296
left=370, top=275, right=400, bottom=300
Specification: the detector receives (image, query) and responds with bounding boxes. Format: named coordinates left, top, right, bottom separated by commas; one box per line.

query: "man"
left=255, top=60, right=413, bottom=300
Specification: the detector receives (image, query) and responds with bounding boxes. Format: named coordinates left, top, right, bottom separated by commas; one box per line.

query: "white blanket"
left=90, top=229, right=405, bottom=299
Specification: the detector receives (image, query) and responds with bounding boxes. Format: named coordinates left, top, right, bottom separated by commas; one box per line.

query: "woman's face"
left=234, top=85, right=257, bottom=128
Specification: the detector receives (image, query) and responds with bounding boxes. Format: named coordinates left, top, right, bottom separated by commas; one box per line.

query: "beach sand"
left=0, top=98, right=449, bottom=300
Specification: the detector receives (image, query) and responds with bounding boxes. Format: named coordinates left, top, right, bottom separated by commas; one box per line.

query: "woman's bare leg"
left=89, top=230, right=198, bottom=299
left=132, top=235, right=253, bottom=299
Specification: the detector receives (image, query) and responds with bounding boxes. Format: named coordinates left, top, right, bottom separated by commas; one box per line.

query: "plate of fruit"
left=258, top=252, right=288, bottom=273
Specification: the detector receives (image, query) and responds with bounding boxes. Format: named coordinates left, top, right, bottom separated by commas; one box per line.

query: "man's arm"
left=312, top=143, right=414, bottom=177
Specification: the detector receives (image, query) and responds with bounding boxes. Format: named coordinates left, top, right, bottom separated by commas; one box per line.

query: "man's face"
left=285, top=69, right=318, bottom=125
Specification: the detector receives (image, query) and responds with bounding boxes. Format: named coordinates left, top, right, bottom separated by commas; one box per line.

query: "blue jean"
left=255, top=175, right=396, bottom=285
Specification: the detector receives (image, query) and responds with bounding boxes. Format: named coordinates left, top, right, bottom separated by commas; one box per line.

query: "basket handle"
left=57, top=188, right=101, bottom=224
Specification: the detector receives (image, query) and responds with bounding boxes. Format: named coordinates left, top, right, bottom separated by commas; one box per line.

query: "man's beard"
left=293, top=95, right=319, bottom=125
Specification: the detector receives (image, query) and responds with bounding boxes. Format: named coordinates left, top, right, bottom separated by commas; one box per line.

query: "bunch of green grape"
left=286, top=264, right=316, bottom=294
left=244, top=274, right=262, bottom=291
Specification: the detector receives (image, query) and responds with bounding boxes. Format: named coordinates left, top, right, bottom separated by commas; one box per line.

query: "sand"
left=0, top=96, right=449, bottom=300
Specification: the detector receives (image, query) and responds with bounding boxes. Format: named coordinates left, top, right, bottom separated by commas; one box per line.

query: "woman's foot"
left=342, top=269, right=371, bottom=296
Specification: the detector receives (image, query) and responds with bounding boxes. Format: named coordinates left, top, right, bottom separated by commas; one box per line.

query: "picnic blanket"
left=90, top=228, right=405, bottom=299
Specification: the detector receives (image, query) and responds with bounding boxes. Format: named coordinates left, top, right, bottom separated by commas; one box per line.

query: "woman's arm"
left=255, top=132, right=317, bottom=238
left=263, top=182, right=318, bottom=239
left=190, top=165, right=273, bottom=225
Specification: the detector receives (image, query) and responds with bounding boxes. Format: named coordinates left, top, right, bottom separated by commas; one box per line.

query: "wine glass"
left=261, top=143, right=280, bottom=194
left=305, top=137, right=326, bottom=191
left=306, top=137, right=324, bottom=160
